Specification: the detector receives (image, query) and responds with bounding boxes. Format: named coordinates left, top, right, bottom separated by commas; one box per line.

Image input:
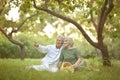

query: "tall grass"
left=0, top=58, right=120, bottom=80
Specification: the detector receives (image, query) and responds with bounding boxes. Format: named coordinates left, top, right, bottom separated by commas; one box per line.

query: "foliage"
left=105, top=0, right=120, bottom=39
left=0, top=34, right=20, bottom=58
left=0, top=32, right=56, bottom=58
left=14, top=32, right=55, bottom=58
left=1, top=31, right=120, bottom=59
left=74, top=39, right=96, bottom=58
left=108, top=38, right=120, bottom=59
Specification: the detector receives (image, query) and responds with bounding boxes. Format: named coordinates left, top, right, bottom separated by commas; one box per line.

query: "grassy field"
left=0, top=58, right=120, bottom=80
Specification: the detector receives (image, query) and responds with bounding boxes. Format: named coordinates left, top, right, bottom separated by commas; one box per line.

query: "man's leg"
left=27, top=61, right=49, bottom=71
left=49, top=63, right=58, bottom=72
left=31, top=64, right=48, bottom=71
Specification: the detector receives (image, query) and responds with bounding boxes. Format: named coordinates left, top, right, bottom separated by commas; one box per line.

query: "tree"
left=0, top=0, right=39, bottom=60
left=32, top=0, right=114, bottom=66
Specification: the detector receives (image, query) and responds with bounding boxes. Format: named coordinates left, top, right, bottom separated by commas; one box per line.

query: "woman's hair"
left=65, top=37, right=74, bottom=47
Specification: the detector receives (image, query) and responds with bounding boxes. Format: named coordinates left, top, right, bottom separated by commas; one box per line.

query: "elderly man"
left=28, top=35, right=64, bottom=72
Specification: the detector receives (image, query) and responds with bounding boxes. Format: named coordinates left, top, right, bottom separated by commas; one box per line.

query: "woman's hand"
left=72, top=58, right=82, bottom=69
left=72, top=64, right=77, bottom=69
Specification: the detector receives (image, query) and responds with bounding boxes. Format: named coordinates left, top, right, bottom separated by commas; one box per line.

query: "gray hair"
left=57, top=35, right=65, bottom=43
left=65, top=37, right=74, bottom=47
left=57, top=35, right=64, bottom=40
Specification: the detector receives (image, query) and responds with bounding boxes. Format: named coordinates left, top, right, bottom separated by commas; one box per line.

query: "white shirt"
left=37, top=44, right=62, bottom=72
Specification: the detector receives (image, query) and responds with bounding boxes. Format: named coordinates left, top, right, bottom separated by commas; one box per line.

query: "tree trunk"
left=9, top=38, right=26, bottom=60
left=99, top=44, right=111, bottom=66
left=19, top=44, right=25, bottom=60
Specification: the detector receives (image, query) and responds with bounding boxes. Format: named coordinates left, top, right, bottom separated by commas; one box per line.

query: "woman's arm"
left=72, top=58, right=82, bottom=69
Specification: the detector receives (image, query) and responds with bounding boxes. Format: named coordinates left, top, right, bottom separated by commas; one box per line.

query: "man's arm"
left=34, top=42, right=49, bottom=53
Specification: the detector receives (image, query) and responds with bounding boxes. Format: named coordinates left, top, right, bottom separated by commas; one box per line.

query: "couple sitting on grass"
left=26, top=35, right=86, bottom=72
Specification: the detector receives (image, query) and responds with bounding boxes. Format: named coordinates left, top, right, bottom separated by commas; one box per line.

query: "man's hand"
left=34, top=42, right=39, bottom=47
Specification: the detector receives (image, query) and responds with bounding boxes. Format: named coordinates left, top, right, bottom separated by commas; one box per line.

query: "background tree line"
left=0, top=31, right=120, bottom=60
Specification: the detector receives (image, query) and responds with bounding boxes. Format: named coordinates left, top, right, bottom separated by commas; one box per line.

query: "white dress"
left=31, top=44, right=62, bottom=72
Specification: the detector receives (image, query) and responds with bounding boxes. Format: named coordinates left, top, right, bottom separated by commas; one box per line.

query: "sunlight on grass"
left=0, top=58, right=120, bottom=80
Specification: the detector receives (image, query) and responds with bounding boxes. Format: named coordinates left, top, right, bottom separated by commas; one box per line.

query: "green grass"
left=0, top=58, right=120, bottom=80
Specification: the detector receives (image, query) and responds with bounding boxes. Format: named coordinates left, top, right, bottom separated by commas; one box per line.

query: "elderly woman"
left=58, top=37, right=86, bottom=71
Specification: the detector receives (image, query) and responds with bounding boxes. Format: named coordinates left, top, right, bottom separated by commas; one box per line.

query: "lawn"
left=0, top=58, right=120, bottom=80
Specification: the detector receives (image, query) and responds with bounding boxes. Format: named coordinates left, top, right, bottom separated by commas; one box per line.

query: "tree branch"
left=106, top=0, right=114, bottom=14
left=0, top=27, right=9, bottom=39
left=90, top=0, right=98, bottom=32
left=44, top=0, right=49, bottom=8
left=0, top=27, right=23, bottom=45
left=97, top=0, right=114, bottom=45
left=12, top=13, right=40, bottom=33
left=90, top=9, right=98, bottom=32
left=32, top=0, right=98, bottom=48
